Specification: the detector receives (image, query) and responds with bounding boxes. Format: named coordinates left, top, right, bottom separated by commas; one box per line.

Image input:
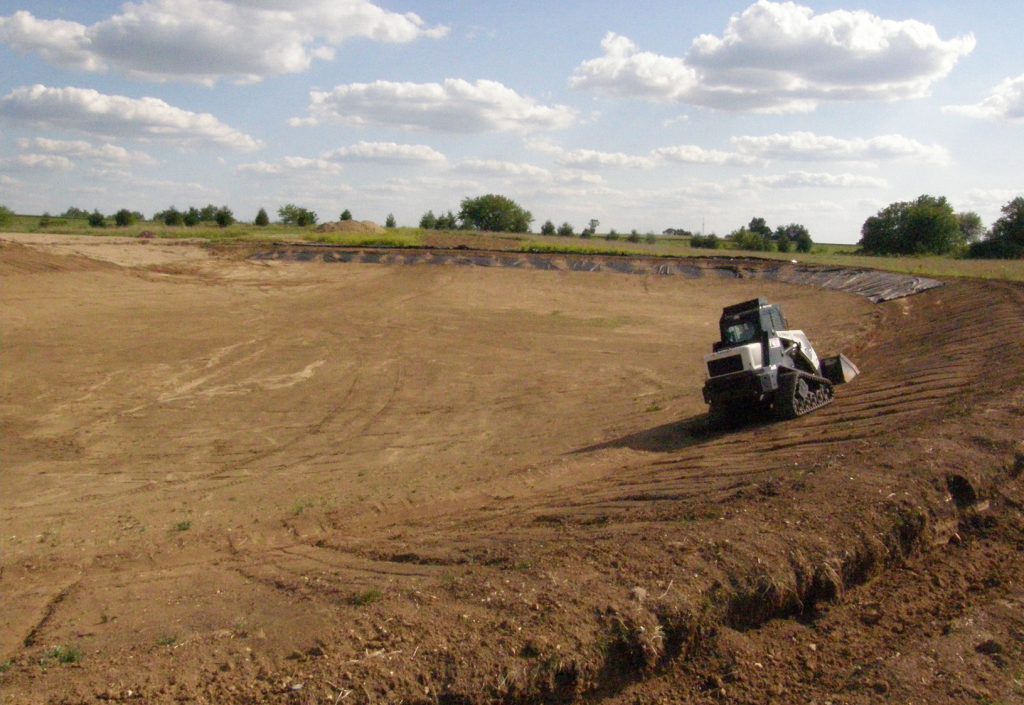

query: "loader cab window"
left=722, top=315, right=759, bottom=346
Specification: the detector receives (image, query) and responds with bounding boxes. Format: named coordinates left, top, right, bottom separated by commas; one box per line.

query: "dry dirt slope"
left=1, top=237, right=1022, bottom=704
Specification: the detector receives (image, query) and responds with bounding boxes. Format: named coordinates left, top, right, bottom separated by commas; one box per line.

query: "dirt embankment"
left=0, top=236, right=1022, bottom=705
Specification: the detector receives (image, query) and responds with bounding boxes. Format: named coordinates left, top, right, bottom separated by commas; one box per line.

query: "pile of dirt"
left=315, top=220, right=384, bottom=234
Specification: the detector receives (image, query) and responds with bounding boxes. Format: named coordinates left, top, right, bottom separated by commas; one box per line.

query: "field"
left=2, top=233, right=1023, bottom=704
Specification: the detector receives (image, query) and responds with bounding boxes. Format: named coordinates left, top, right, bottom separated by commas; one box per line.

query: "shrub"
left=540, top=220, right=556, bottom=236
left=340, top=209, right=353, bottom=221
left=690, top=234, right=720, bottom=249
left=459, top=194, right=532, bottom=233
left=114, top=208, right=135, bottom=227
left=87, top=210, right=106, bottom=228
left=385, top=213, right=396, bottom=228
left=278, top=204, right=318, bottom=227
left=215, top=206, right=234, bottom=228
left=254, top=207, right=270, bottom=226
left=0, top=204, right=13, bottom=226
left=556, top=222, right=575, bottom=237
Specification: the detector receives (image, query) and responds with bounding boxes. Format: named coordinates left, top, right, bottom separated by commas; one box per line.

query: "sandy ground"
left=1, top=234, right=1022, bottom=704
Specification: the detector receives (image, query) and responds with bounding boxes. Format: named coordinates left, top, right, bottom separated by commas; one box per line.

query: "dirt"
left=1, top=234, right=1022, bottom=705
left=315, top=221, right=384, bottom=234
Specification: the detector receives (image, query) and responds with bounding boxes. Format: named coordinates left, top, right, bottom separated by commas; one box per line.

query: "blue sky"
left=1, top=1, right=1021, bottom=242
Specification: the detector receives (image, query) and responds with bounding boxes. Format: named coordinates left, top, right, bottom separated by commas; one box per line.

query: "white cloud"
left=0, top=1, right=447, bottom=85
left=743, top=170, right=887, bottom=188
left=459, top=159, right=552, bottom=179
left=0, top=85, right=263, bottom=152
left=293, top=79, right=577, bottom=133
left=236, top=157, right=343, bottom=176
left=323, top=141, right=446, bottom=163
left=0, top=154, right=74, bottom=171
left=16, top=137, right=157, bottom=165
left=731, top=131, right=949, bottom=165
left=652, top=145, right=759, bottom=166
left=943, top=74, right=1024, bottom=123
left=556, top=148, right=655, bottom=169
left=571, top=2, right=974, bottom=112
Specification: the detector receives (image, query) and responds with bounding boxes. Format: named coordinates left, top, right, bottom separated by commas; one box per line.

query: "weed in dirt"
left=645, top=402, right=663, bottom=413
left=291, top=498, right=314, bottom=516
left=171, top=520, right=191, bottom=532
left=0, top=659, right=13, bottom=674
left=350, top=588, right=383, bottom=606
left=156, top=634, right=177, bottom=647
left=42, top=645, right=82, bottom=667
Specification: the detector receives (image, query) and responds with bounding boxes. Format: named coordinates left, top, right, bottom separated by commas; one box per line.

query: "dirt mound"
left=315, top=220, right=384, bottom=234
left=0, top=238, right=118, bottom=275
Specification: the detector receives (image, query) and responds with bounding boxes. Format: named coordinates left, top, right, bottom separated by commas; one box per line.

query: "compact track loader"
left=702, top=298, right=859, bottom=423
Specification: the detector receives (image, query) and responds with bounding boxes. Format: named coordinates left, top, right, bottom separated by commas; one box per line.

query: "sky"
left=0, top=1, right=1022, bottom=243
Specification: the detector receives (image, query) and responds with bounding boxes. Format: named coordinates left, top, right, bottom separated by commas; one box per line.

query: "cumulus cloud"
left=16, top=137, right=157, bottom=165
left=943, top=74, right=1024, bottom=123
left=0, top=85, right=263, bottom=151
left=0, top=1, right=447, bottom=84
left=743, top=170, right=887, bottom=188
left=571, top=1, right=974, bottom=112
left=0, top=154, right=74, bottom=171
left=652, top=145, right=759, bottom=166
left=323, top=141, right=446, bottom=163
left=459, top=159, right=552, bottom=179
left=236, top=157, right=343, bottom=176
left=731, top=131, right=949, bottom=164
left=556, top=148, right=655, bottom=169
left=293, top=79, right=577, bottom=133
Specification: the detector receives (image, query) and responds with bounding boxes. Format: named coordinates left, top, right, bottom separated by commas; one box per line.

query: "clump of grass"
left=171, top=520, right=191, bottom=532
left=291, top=498, right=314, bottom=516
left=0, top=659, right=13, bottom=673
left=156, top=634, right=177, bottom=647
left=44, top=645, right=82, bottom=665
left=349, top=588, right=383, bottom=606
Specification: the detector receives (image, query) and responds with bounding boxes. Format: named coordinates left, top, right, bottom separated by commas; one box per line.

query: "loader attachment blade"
left=820, top=354, right=860, bottom=385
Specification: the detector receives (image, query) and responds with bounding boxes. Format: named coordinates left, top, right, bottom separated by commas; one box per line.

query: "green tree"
left=690, top=234, right=720, bottom=249
left=748, top=217, right=772, bottom=238
left=340, top=209, right=353, bottom=221
left=87, top=210, right=106, bottom=228
left=183, top=207, right=201, bottom=227
left=774, top=223, right=812, bottom=253
left=585, top=218, right=600, bottom=236
left=458, top=194, right=532, bottom=232
left=645, top=233, right=656, bottom=244
left=278, top=204, right=317, bottom=227
left=627, top=230, right=640, bottom=243
left=198, top=204, right=218, bottom=222
left=556, top=222, right=575, bottom=237
left=732, top=227, right=772, bottom=251
left=385, top=213, right=396, bottom=228
left=254, top=207, right=270, bottom=226
left=957, top=211, right=984, bottom=244
left=114, top=208, right=135, bottom=227
left=215, top=206, right=234, bottom=228
left=970, top=196, right=1024, bottom=258
left=606, top=229, right=619, bottom=241
left=0, top=204, right=13, bottom=226
left=62, top=206, right=88, bottom=218
left=157, top=207, right=184, bottom=226
left=859, top=195, right=959, bottom=255
left=540, top=219, right=556, bottom=236
left=419, top=211, right=437, bottom=229
left=436, top=210, right=458, bottom=230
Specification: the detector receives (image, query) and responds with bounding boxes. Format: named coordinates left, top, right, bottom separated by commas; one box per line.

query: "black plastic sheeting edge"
left=250, top=246, right=943, bottom=304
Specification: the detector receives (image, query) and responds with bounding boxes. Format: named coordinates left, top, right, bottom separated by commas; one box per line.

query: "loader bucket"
left=820, top=354, right=860, bottom=385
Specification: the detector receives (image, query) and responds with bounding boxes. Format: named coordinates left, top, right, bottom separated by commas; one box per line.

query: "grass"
left=349, top=587, right=383, bottom=606
left=4, top=214, right=1023, bottom=282
left=42, top=645, right=82, bottom=666
left=0, top=659, right=12, bottom=674
left=156, top=634, right=177, bottom=647
left=171, top=520, right=191, bottom=532
left=291, top=498, right=314, bottom=516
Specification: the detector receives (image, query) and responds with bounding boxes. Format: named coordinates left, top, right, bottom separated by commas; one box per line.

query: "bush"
left=556, top=222, right=575, bottom=237
left=419, top=210, right=437, bottom=229
left=183, top=207, right=201, bottom=227
left=114, top=208, right=135, bottom=227
left=690, top=233, right=720, bottom=249
left=385, top=213, right=396, bottom=228
left=606, top=229, right=619, bottom=241
left=645, top=233, right=656, bottom=244
left=540, top=220, right=556, bottom=236
left=156, top=207, right=184, bottom=226
left=0, top=204, right=13, bottom=226
left=627, top=230, right=640, bottom=243
left=254, top=207, right=270, bottom=226
left=87, top=210, right=106, bottom=228
left=340, top=209, right=353, bottom=221
left=215, top=206, right=234, bottom=228
left=731, top=227, right=773, bottom=251
left=278, top=204, right=318, bottom=227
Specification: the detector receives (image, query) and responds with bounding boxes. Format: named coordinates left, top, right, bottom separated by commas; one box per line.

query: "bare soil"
left=1, top=235, right=1022, bottom=705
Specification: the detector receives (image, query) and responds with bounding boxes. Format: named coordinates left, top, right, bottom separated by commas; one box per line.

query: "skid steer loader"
left=702, top=298, right=859, bottom=424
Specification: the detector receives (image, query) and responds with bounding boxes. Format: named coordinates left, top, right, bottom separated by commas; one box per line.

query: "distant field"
left=3, top=213, right=1023, bottom=282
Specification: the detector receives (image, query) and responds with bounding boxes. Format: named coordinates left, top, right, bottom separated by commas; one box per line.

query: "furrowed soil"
left=2, top=235, right=1022, bottom=705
